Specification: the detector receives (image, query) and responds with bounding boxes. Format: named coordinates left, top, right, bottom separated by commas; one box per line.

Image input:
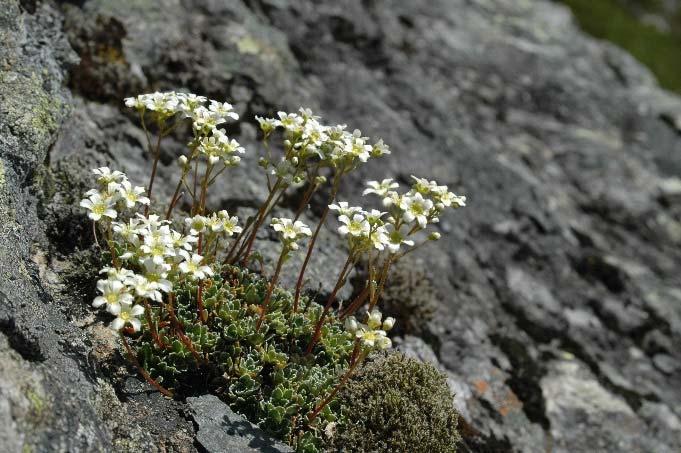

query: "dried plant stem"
left=369, top=256, right=393, bottom=310
left=241, top=185, right=286, bottom=267
left=256, top=247, right=287, bottom=331
left=292, top=176, right=342, bottom=312
left=339, top=285, right=369, bottom=320
left=143, top=300, right=165, bottom=349
left=305, top=253, right=355, bottom=354
left=307, top=341, right=361, bottom=423
left=231, top=178, right=283, bottom=266
left=120, top=332, right=173, bottom=397
left=167, top=293, right=205, bottom=365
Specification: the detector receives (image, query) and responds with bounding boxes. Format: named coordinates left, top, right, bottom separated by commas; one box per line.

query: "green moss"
left=559, top=0, right=681, bottom=93
left=332, top=352, right=460, bottom=453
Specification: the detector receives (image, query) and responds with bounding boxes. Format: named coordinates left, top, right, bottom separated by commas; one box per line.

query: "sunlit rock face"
left=1, top=0, right=681, bottom=451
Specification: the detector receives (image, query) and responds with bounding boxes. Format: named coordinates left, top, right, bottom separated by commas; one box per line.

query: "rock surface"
left=1, top=0, right=681, bottom=452
left=188, top=395, right=292, bottom=453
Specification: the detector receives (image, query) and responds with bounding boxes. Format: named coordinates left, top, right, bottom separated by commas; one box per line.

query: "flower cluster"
left=344, top=309, right=395, bottom=350
left=344, top=176, right=466, bottom=253
left=124, top=91, right=238, bottom=126
left=80, top=167, right=149, bottom=221
left=81, top=167, right=241, bottom=332
left=256, top=108, right=390, bottom=186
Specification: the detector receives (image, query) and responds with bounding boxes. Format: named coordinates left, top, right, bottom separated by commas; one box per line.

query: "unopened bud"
left=382, top=317, right=395, bottom=331
left=428, top=232, right=441, bottom=241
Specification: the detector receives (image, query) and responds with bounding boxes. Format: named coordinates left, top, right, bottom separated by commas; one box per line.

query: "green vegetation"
left=333, top=352, right=460, bottom=452
left=560, top=0, right=681, bottom=92
left=137, top=265, right=356, bottom=451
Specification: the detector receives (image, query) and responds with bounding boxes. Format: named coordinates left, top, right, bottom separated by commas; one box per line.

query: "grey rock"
left=1, top=0, right=681, bottom=451
left=187, top=395, right=292, bottom=453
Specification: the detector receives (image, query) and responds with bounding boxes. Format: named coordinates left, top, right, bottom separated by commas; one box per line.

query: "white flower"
left=365, top=209, right=386, bottom=225
left=367, top=309, right=383, bottom=330
left=371, top=139, right=391, bottom=157
left=110, top=304, right=145, bottom=332
left=347, top=129, right=372, bottom=162
left=209, top=100, right=239, bottom=120
left=113, top=218, right=142, bottom=245
left=93, top=279, right=133, bottom=315
left=382, top=190, right=401, bottom=208
left=276, top=112, right=303, bottom=131
left=410, top=175, right=439, bottom=195
left=338, top=213, right=369, bottom=237
left=329, top=201, right=362, bottom=217
left=271, top=218, right=312, bottom=243
left=140, top=233, right=175, bottom=265
left=357, top=328, right=389, bottom=349
left=142, top=91, right=180, bottom=115
left=185, top=215, right=209, bottom=235
left=400, top=192, right=433, bottom=228
left=217, top=211, right=242, bottom=236
left=129, top=275, right=161, bottom=301
left=124, top=95, right=145, bottom=110
left=171, top=230, right=198, bottom=251
left=256, top=116, right=278, bottom=135
left=369, top=226, right=389, bottom=251
left=118, top=180, right=150, bottom=208
left=80, top=193, right=117, bottom=221
left=93, top=167, right=126, bottom=185
left=141, top=258, right=172, bottom=293
left=363, top=178, right=399, bottom=197
left=177, top=93, right=208, bottom=115
left=344, top=316, right=359, bottom=334
left=178, top=252, right=213, bottom=280
left=385, top=224, right=414, bottom=252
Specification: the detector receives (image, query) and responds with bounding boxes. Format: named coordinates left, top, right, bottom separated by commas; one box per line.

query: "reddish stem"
left=120, top=332, right=173, bottom=397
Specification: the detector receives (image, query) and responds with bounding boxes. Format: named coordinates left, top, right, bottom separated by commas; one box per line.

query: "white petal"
left=130, top=319, right=142, bottom=332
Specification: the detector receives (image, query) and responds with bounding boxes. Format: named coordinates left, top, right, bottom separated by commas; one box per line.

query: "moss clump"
left=332, top=352, right=460, bottom=452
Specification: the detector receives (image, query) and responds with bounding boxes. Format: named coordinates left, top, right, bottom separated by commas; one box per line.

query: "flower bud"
left=315, top=175, right=327, bottom=186
left=382, top=317, right=395, bottom=331
left=178, top=155, right=189, bottom=169
left=367, top=309, right=382, bottom=330
left=344, top=316, right=359, bottom=334
left=428, top=232, right=441, bottom=241
left=258, top=157, right=269, bottom=168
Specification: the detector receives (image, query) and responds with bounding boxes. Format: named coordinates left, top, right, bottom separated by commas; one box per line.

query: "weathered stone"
left=2, top=0, right=681, bottom=451
left=187, top=395, right=292, bottom=453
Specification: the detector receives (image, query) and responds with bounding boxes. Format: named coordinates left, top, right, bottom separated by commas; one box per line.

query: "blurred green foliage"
left=560, top=0, right=681, bottom=93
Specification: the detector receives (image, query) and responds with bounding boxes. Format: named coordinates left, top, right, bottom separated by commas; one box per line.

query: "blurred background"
left=559, top=0, right=681, bottom=92
left=1, top=0, right=680, bottom=452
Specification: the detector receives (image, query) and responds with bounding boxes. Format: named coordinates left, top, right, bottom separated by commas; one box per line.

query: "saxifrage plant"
left=79, top=91, right=466, bottom=451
